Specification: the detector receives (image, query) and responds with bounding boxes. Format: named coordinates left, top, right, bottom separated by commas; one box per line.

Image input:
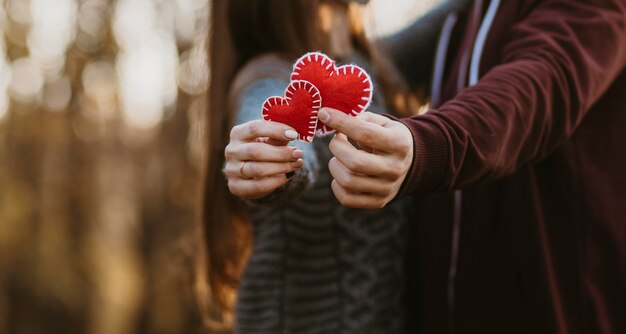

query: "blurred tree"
left=0, top=0, right=208, bottom=332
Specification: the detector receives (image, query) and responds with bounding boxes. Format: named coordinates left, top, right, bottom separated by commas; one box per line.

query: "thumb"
left=320, top=107, right=393, bottom=152
left=319, top=108, right=371, bottom=140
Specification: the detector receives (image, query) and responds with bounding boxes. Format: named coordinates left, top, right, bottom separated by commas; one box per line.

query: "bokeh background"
left=0, top=0, right=439, bottom=333
left=1, top=0, right=210, bottom=332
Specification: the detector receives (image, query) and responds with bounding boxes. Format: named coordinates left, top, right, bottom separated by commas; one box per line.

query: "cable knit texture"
left=230, top=54, right=410, bottom=334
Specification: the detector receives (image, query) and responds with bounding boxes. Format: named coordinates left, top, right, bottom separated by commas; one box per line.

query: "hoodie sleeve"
left=396, top=0, right=626, bottom=196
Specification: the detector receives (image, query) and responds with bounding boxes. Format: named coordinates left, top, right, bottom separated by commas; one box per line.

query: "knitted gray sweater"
left=230, top=55, right=411, bottom=334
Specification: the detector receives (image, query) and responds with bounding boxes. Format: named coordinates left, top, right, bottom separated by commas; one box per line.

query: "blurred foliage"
left=0, top=0, right=209, bottom=333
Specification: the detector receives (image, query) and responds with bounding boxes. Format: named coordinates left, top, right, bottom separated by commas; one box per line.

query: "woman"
left=201, top=1, right=415, bottom=333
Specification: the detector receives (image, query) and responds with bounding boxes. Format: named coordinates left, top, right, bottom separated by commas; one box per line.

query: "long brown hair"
left=199, top=0, right=413, bottom=321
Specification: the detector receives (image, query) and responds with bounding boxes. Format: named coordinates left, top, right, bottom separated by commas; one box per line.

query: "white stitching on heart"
left=290, top=52, right=374, bottom=136
left=261, top=80, right=321, bottom=142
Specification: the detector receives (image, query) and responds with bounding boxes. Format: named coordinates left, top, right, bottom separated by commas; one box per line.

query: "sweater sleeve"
left=230, top=55, right=320, bottom=206
left=396, top=0, right=626, bottom=196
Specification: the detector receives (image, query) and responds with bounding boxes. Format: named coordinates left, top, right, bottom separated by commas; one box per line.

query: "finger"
left=331, top=180, right=386, bottom=209
left=225, top=159, right=304, bottom=178
left=328, top=158, right=392, bottom=195
left=228, top=175, right=289, bottom=200
left=318, top=108, right=379, bottom=144
left=231, top=120, right=299, bottom=142
left=319, top=108, right=395, bottom=152
left=357, top=111, right=391, bottom=127
left=329, top=133, right=393, bottom=177
left=258, top=137, right=290, bottom=146
left=225, top=142, right=303, bottom=162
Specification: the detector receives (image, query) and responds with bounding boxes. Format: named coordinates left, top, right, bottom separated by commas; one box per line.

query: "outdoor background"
left=0, top=0, right=439, bottom=333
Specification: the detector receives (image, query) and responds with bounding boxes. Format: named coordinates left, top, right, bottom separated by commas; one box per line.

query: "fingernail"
left=286, top=171, right=295, bottom=179
left=284, top=130, right=298, bottom=140
left=292, top=159, right=304, bottom=168
left=319, top=109, right=330, bottom=122
left=292, top=149, right=303, bottom=159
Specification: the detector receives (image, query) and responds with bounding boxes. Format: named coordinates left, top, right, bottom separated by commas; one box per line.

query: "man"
left=319, top=0, right=626, bottom=332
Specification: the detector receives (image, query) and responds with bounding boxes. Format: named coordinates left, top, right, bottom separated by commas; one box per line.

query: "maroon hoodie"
left=393, top=0, right=626, bottom=333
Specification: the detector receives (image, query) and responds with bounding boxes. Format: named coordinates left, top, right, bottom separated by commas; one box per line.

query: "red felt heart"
left=290, top=52, right=373, bottom=135
left=262, top=80, right=321, bottom=143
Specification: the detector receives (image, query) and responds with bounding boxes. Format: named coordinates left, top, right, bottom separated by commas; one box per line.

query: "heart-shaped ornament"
left=262, top=80, right=321, bottom=142
left=290, top=52, right=373, bottom=135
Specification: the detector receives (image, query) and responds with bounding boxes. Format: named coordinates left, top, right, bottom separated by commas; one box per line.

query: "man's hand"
left=319, top=108, right=414, bottom=209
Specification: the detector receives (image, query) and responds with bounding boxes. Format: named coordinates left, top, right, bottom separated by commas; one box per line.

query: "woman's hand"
left=319, top=108, right=414, bottom=209
left=224, top=120, right=304, bottom=200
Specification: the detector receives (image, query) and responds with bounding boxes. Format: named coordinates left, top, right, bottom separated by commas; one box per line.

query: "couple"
left=202, top=0, right=626, bottom=333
